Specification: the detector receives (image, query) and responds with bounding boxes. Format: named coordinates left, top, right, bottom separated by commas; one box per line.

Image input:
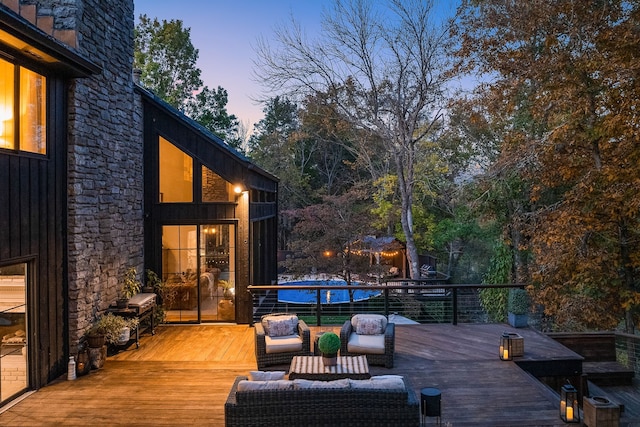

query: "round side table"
left=420, top=387, right=441, bottom=426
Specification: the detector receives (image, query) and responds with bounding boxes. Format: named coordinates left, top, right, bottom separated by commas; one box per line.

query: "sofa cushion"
left=347, top=333, right=386, bottom=354
left=249, top=370, right=286, bottom=381
left=265, top=334, right=303, bottom=354
left=351, top=314, right=387, bottom=333
left=237, top=379, right=293, bottom=391
left=262, top=314, right=298, bottom=336
left=292, top=378, right=350, bottom=389
left=349, top=377, right=405, bottom=390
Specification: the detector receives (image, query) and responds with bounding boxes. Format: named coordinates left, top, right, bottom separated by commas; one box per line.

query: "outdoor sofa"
left=224, top=375, right=420, bottom=427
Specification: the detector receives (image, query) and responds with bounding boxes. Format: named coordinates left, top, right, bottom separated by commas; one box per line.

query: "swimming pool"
left=277, top=280, right=381, bottom=304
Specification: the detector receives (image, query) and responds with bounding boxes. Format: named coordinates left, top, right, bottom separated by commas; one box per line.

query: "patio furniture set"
left=225, top=312, right=422, bottom=426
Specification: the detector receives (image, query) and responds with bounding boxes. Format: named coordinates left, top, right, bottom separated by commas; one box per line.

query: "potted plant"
left=94, top=313, right=139, bottom=346
left=118, top=267, right=141, bottom=308
left=507, top=288, right=530, bottom=328
left=145, top=269, right=167, bottom=324
left=318, top=332, right=341, bottom=366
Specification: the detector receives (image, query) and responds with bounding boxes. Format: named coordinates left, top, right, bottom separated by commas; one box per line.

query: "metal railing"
left=248, top=281, right=521, bottom=326
left=616, top=332, right=640, bottom=379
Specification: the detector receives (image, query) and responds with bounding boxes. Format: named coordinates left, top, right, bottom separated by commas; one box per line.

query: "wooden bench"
left=547, top=332, right=635, bottom=386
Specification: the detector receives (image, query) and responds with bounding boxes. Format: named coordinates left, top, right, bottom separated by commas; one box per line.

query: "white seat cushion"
left=347, top=332, right=385, bottom=354
left=265, top=334, right=303, bottom=354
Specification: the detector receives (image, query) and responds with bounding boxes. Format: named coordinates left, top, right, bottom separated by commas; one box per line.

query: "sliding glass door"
left=162, top=224, right=235, bottom=323
left=0, top=263, right=28, bottom=404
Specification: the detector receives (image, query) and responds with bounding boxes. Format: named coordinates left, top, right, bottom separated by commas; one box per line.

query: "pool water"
left=277, top=280, right=381, bottom=304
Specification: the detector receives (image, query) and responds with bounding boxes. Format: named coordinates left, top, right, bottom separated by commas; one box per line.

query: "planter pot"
left=116, top=298, right=129, bottom=309
left=88, top=345, right=107, bottom=369
left=117, top=326, right=131, bottom=345
left=321, top=353, right=338, bottom=366
left=508, top=312, right=528, bottom=328
left=87, top=334, right=106, bottom=348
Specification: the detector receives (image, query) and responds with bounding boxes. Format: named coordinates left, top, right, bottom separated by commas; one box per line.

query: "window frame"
left=0, top=54, right=48, bottom=157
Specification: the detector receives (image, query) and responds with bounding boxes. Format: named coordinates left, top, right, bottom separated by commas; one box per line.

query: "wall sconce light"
left=560, top=382, right=580, bottom=423
left=234, top=185, right=243, bottom=194
left=499, top=332, right=512, bottom=361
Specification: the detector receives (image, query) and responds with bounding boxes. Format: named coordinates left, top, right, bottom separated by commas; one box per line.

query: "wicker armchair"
left=340, top=314, right=395, bottom=368
left=254, top=313, right=311, bottom=369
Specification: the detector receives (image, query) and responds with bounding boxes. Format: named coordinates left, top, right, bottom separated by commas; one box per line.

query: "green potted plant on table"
left=94, top=313, right=139, bottom=346
left=118, top=267, right=142, bottom=308
left=318, top=332, right=341, bottom=366
left=507, top=288, right=530, bottom=328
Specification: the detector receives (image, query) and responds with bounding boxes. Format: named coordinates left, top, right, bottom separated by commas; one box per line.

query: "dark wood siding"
left=0, top=76, right=68, bottom=387
left=141, top=94, right=278, bottom=324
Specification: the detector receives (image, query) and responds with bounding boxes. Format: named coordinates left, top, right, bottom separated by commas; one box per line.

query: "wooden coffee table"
left=288, top=355, right=371, bottom=380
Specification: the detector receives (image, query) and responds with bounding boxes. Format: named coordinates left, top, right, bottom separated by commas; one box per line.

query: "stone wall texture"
left=61, top=0, right=143, bottom=351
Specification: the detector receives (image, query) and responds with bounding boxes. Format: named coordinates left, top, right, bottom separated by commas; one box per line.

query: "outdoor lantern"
left=499, top=332, right=512, bottom=361
left=560, top=382, right=580, bottom=423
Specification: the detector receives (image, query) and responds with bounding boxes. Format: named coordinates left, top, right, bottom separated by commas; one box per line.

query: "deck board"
left=1, top=323, right=638, bottom=426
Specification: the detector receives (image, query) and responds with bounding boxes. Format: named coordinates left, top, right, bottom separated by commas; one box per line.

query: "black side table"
left=420, top=387, right=441, bottom=426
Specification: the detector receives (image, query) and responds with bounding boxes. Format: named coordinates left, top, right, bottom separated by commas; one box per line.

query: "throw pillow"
left=267, top=318, right=295, bottom=337
left=356, top=317, right=383, bottom=335
left=249, top=371, right=286, bottom=381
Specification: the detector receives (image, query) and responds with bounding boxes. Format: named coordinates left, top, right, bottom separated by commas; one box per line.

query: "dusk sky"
left=134, top=0, right=331, bottom=131
left=133, top=1, right=461, bottom=133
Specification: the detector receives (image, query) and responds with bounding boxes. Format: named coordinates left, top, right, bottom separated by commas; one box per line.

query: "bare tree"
left=255, top=0, right=455, bottom=278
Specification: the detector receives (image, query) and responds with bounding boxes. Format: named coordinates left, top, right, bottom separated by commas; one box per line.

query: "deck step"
left=584, top=361, right=635, bottom=386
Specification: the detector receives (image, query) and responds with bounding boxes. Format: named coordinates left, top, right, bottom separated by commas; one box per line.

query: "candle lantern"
left=499, top=332, right=512, bottom=361
left=560, top=382, right=580, bottom=423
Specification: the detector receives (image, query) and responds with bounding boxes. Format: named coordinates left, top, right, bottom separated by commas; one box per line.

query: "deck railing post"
left=452, top=287, right=458, bottom=325
left=316, top=289, right=322, bottom=326
left=384, top=288, right=389, bottom=317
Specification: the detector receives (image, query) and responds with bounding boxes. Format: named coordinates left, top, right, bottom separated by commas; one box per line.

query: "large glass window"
left=0, top=58, right=46, bottom=154
left=202, top=166, right=235, bottom=202
left=0, top=263, right=28, bottom=403
left=159, top=136, right=193, bottom=202
left=162, top=224, right=235, bottom=322
left=19, top=68, right=46, bottom=154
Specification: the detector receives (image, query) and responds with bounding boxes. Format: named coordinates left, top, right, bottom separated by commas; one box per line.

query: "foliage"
left=456, top=0, right=640, bottom=331
left=120, top=267, right=141, bottom=300
left=255, top=0, right=455, bottom=278
left=146, top=269, right=166, bottom=324
left=183, top=85, right=241, bottom=147
left=508, top=288, right=530, bottom=316
left=280, top=186, right=374, bottom=283
left=134, top=15, right=240, bottom=146
left=479, top=243, right=512, bottom=322
left=134, top=15, right=201, bottom=109
left=89, top=313, right=139, bottom=345
left=318, top=332, right=341, bottom=355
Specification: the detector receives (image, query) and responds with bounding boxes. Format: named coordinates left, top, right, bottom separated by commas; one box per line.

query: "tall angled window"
left=0, top=58, right=46, bottom=154
left=159, top=136, right=193, bottom=202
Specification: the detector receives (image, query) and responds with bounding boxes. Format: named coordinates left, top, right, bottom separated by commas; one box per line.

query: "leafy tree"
left=184, top=86, right=241, bottom=148
left=281, top=186, right=374, bottom=285
left=255, top=0, right=456, bottom=279
left=457, top=0, right=640, bottom=332
left=134, top=15, right=201, bottom=109
left=135, top=15, right=240, bottom=145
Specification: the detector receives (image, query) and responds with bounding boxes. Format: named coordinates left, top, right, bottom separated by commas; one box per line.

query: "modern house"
left=0, top=0, right=277, bottom=406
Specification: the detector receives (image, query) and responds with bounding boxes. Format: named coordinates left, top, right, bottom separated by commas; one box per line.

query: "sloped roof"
left=136, top=83, right=278, bottom=185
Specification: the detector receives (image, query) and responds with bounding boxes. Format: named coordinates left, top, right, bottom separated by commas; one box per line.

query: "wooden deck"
left=1, top=323, right=638, bottom=426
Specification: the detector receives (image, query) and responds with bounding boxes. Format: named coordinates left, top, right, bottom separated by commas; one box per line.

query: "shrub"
left=508, top=288, right=530, bottom=315
left=318, top=332, right=341, bottom=355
